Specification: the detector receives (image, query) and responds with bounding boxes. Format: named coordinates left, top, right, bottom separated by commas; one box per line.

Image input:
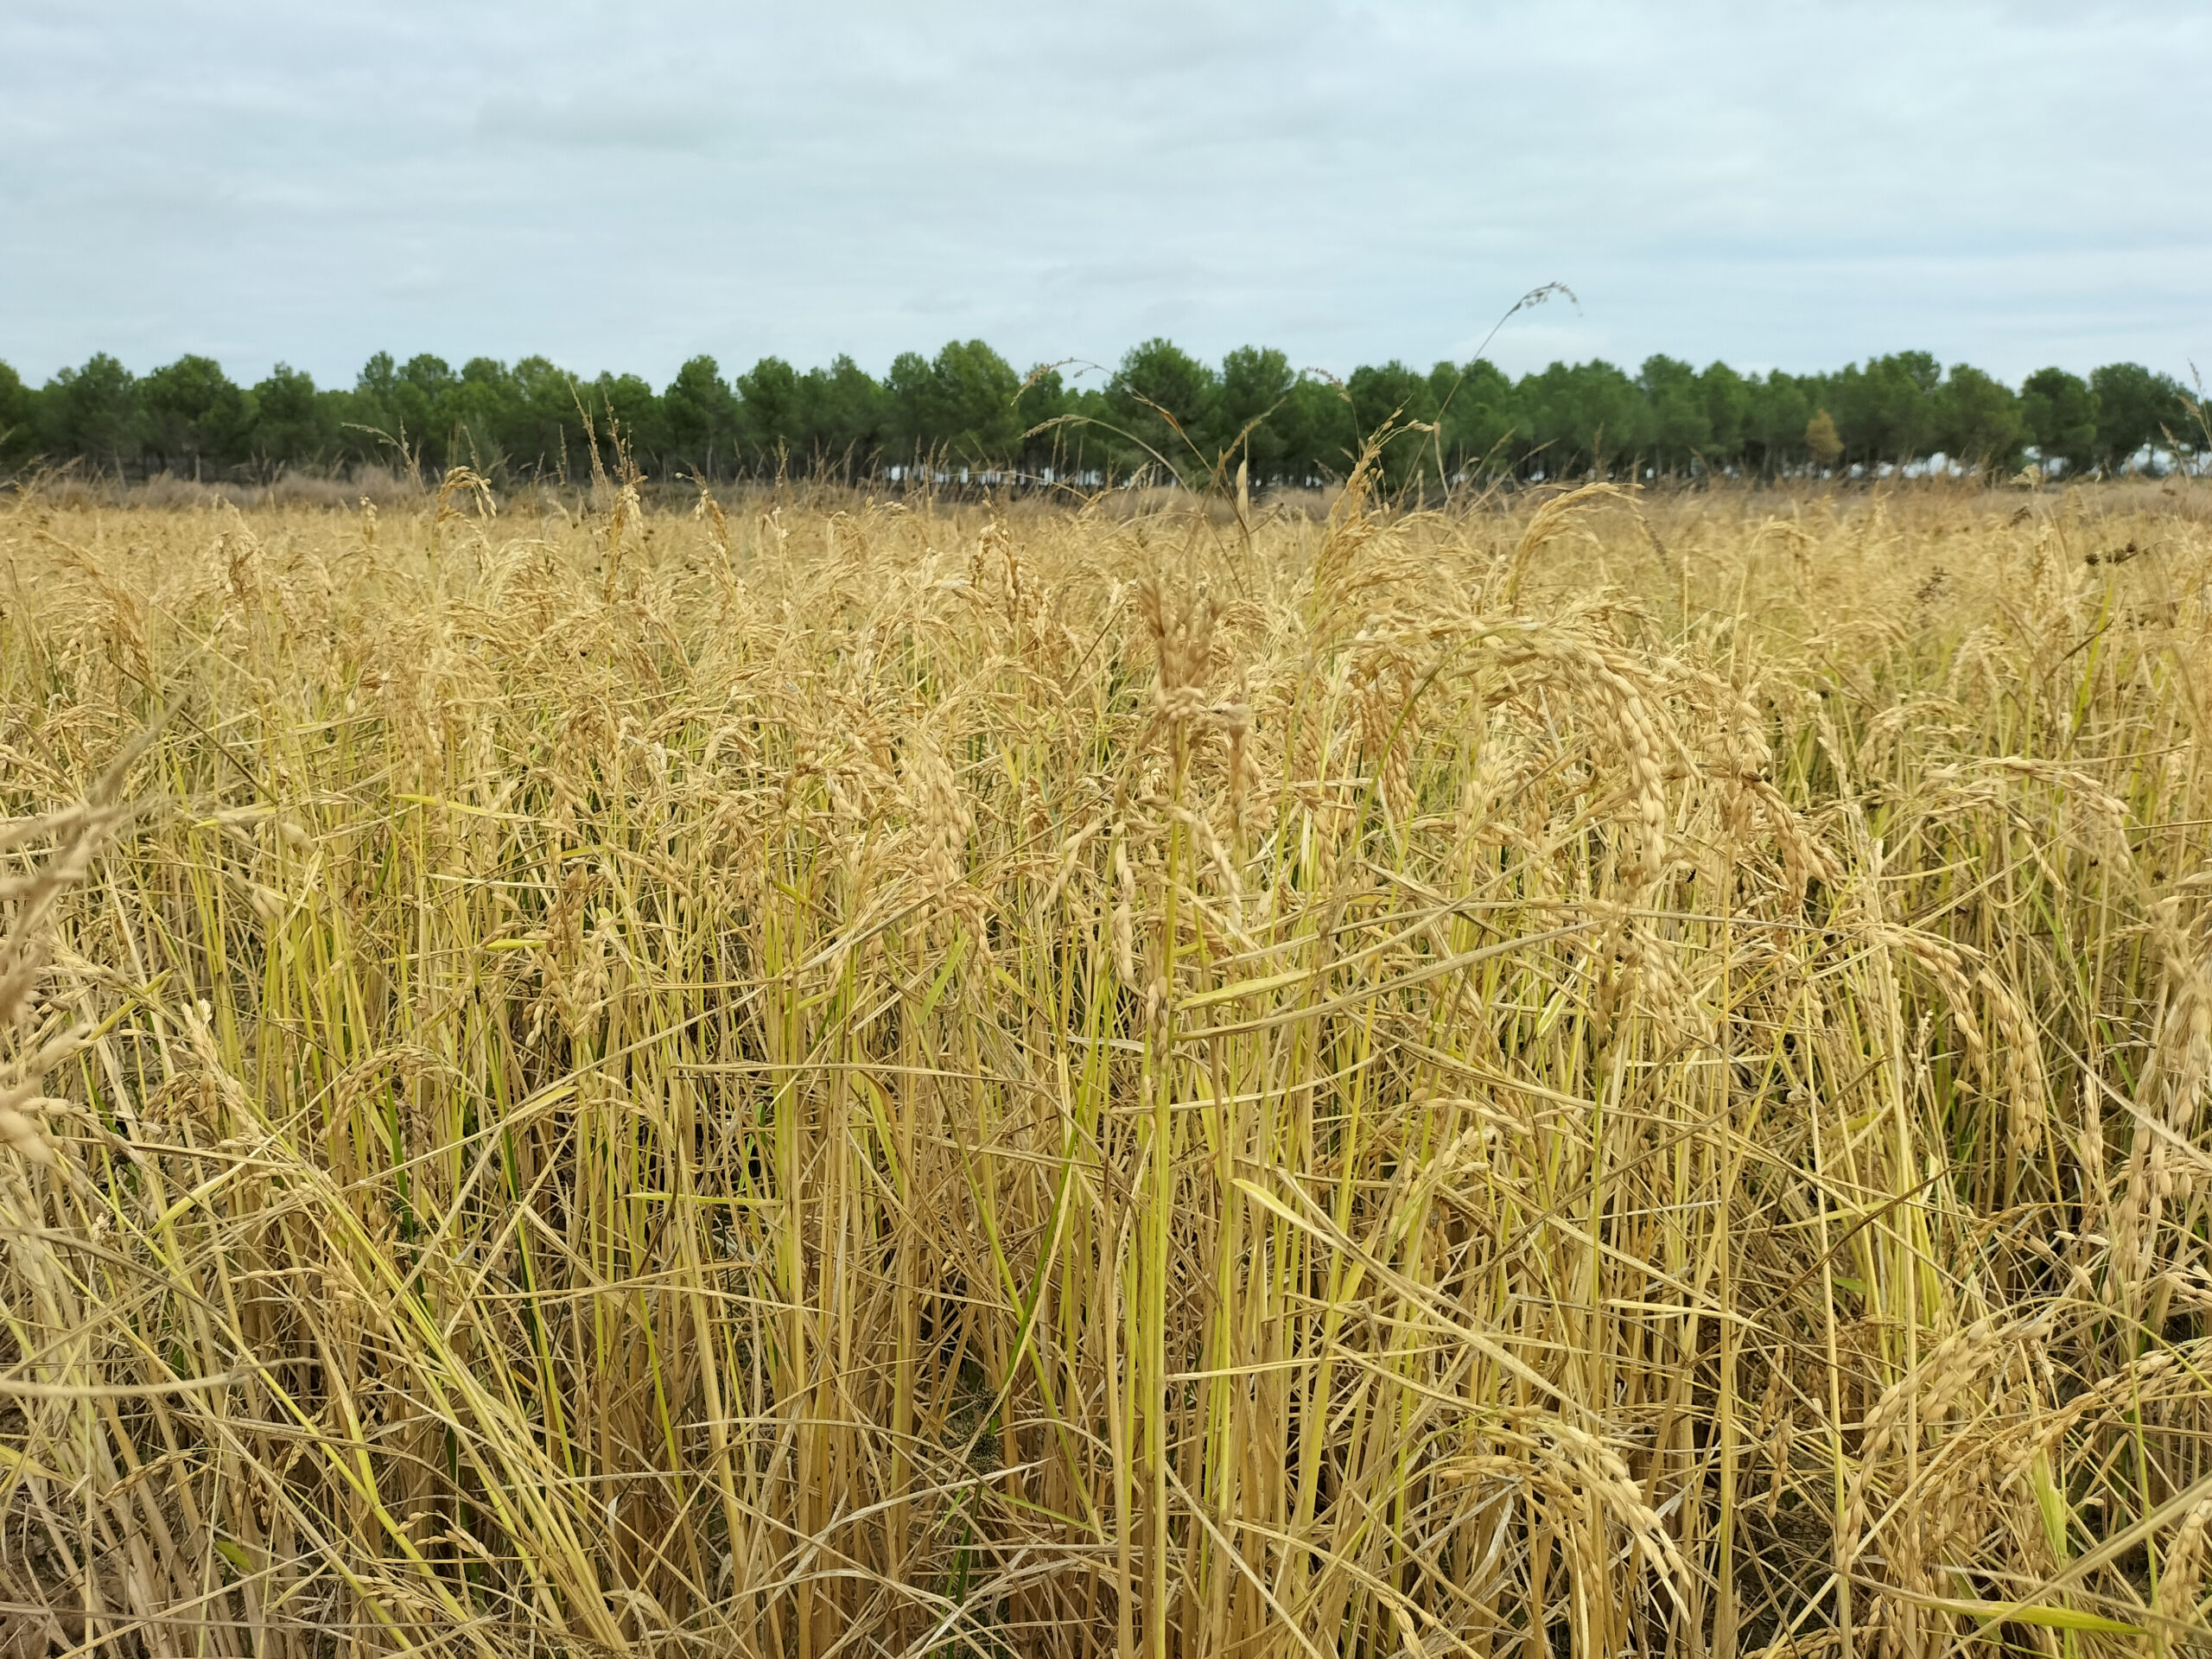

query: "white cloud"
left=0, top=0, right=2202, bottom=386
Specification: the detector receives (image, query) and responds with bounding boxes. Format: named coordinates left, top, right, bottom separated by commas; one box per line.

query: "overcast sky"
left=2, top=1, right=2202, bottom=391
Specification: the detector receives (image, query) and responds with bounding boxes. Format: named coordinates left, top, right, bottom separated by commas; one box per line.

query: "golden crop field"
left=2, top=467, right=2209, bottom=1659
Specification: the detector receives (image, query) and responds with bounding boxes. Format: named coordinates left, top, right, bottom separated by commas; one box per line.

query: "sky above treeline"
left=3, top=1, right=2202, bottom=391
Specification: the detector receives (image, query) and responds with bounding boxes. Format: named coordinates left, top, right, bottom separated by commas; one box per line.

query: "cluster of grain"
left=0, top=469, right=2207, bottom=1658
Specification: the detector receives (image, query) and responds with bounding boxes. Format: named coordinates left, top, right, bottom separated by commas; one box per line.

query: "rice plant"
left=0, top=468, right=2208, bottom=1658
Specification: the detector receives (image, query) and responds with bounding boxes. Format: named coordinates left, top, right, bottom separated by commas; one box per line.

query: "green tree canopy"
left=2, top=341, right=2197, bottom=489
left=1746, top=373, right=1815, bottom=474
left=1217, top=346, right=1297, bottom=482
left=1520, top=359, right=1653, bottom=477
left=1697, top=361, right=1751, bottom=468
left=919, top=340, right=1023, bottom=465
left=445, top=358, right=523, bottom=474
left=1345, top=360, right=1437, bottom=486
left=1933, top=365, right=2023, bottom=473
left=2089, top=363, right=2191, bottom=473
left=1109, top=338, right=1220, bottom=480
left=736, top=357, right=804, bottom=463
left=1432, top=358, right=1517, bottom=478
left=798, top=355, right=891, bottom=471
left=1831, top=353, right=1941, bottom=466
left=664, top=356, right=737, bottom=478
left=1637, top=355, right=1712, bottom=473
left=0, top=361, right=37, bottom=466
left=507, top=357, right=588, bottom=479
left=1012, top=365, right=1074, bottom=475
left=589, top=372, right=669, bottom=469
left=41, top=353, right=143, bottom=468
left=140, top=356, right=253, bottom=473
left=2018, top=367, right=2098, bottom=475
left=250, top=364, right=330, bottom=466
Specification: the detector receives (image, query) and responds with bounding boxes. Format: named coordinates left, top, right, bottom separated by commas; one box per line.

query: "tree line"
left=0, top=339, right=2197, bottom=489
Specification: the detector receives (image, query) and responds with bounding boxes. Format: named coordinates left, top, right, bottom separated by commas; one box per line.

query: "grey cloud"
left=0, top=0, right=2202, bottom=386
left=474, top=93, right=724, bottom=155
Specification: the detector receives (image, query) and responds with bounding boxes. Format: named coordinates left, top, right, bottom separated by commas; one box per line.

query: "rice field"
left=2, top=466, right=2209, bottom=1658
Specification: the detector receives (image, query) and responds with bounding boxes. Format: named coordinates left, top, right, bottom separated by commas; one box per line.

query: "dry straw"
left=0, top=471, right=2209, bottom=1659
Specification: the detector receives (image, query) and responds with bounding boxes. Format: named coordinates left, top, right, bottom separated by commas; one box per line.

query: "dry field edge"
left=1, top=472, right=2209, bottom=1658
